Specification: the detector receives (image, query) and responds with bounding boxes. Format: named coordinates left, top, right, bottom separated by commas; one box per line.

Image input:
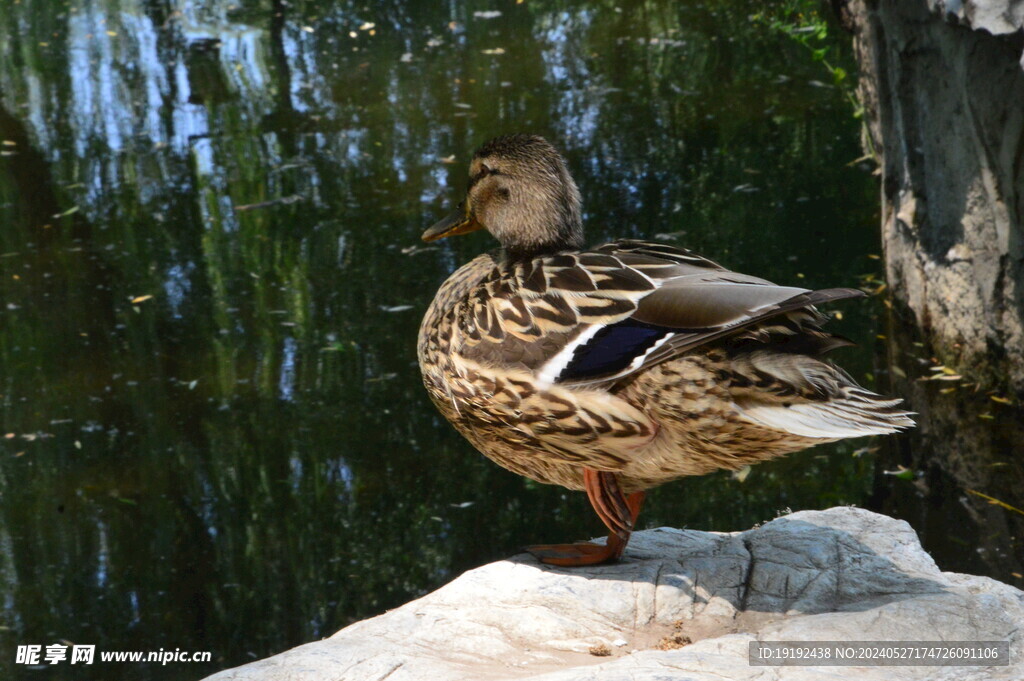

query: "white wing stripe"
left=536, top=324, right=603, bottom=385
left=624, top=332, right=673, bottom=375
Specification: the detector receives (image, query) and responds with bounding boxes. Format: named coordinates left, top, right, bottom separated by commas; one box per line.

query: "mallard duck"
left=418, top=134, right=913, bottom=566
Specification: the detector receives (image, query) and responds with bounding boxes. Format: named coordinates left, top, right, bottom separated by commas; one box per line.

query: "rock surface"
left=850, top=0, right=1024, bottom=394
left=204, top=507, right=1022, bottom=680
left=929, top=0, right=1024, bottom=40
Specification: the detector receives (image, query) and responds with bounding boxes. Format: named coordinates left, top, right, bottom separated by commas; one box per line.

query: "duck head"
left=422, top=134, right=584, bottom=260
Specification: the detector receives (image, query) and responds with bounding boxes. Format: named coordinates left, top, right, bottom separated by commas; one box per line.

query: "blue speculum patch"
left=559, top=319, right=670, bottom=381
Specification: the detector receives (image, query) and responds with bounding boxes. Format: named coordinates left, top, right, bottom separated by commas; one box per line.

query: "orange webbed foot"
left=525, top=540, right=623, bottom=566
left=526, top=470, right=647, bottom=567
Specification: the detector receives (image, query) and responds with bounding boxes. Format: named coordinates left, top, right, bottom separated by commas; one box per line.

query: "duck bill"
left=421, top=204, right=483, bottom=242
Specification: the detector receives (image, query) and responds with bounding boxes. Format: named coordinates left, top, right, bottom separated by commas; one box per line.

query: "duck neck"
left=504, top=232, right=582, bottom=262
left=494, top=169, right=585, bottom=261
left=501, top=204, right=585, bottom=261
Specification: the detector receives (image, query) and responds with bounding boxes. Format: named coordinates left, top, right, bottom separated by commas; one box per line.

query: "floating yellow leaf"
left=990, top=395, right=1013, bottom=405
left=131, top=295, right=153, bottom=304
left=883, top=465, right=914, bottom=480
left=52, top=206, right=79, bottom=218
left=967, top=489, right=1024, bottom=516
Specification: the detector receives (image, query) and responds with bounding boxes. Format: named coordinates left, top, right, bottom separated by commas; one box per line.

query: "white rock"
left=930, top=0, right=1024, bottom=36
left=204, top=508, right=1023, bottom=681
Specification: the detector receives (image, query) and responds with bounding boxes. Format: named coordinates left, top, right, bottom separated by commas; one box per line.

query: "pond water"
left=1, top=1, right=1012, bottom=679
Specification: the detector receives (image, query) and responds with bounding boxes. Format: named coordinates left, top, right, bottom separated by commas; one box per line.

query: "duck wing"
left=453, top=240, right=861, bottom=389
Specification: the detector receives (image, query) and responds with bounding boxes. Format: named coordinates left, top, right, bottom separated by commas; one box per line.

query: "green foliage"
left=753, top=1, right=864, bottom=120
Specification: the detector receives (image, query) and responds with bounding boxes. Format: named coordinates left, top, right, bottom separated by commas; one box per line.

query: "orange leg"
left=527, top=469, right=646, bottom=567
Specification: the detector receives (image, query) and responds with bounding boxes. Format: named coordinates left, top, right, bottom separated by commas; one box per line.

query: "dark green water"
left=0, top=1, right=998, bottom=679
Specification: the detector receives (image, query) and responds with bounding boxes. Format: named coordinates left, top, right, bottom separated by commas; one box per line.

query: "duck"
left=417, top=133, right=913, bottom=567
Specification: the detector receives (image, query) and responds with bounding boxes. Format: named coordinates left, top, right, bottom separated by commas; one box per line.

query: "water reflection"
left=872, top=320, right=1024, bottom=582
left=0, top=1, right=953, bottom=679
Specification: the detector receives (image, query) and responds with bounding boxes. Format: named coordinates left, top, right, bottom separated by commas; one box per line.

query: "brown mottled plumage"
left=418, top=134, right=913, bottom=566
